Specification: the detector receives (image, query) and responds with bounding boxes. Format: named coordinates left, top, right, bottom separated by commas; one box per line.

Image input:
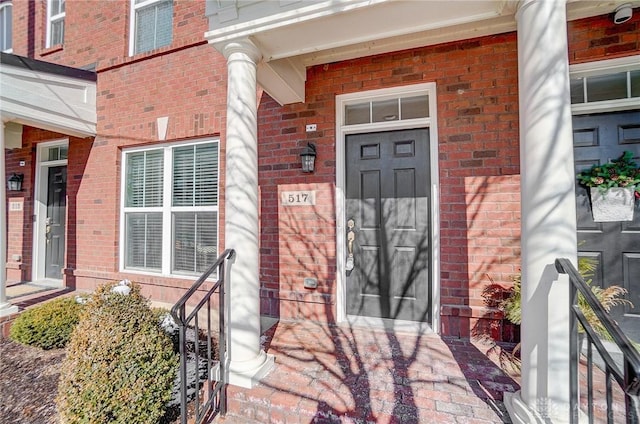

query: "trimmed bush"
left=9, top=296, right=83, bottom=349
left=56, top=282, right=178, bottom=424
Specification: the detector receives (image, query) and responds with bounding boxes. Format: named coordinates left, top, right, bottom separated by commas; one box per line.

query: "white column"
left=505, top=0, right=577, bottom=422
left=222, top=39, right=273, bottom=388
left=0, top=121, right=19, bottom=317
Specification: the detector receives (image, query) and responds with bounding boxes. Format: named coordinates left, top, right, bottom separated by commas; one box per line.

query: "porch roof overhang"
left=0, top=52, right=97, bottom=140
left=205, top=0, right=633, bottom=105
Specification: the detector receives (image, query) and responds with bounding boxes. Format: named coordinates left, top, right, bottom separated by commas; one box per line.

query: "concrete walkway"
left=217, top=321, right=519, bottom=423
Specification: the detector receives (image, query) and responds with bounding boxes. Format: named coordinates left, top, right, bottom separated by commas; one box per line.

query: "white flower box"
left=590, top=187, right=636, bottom=222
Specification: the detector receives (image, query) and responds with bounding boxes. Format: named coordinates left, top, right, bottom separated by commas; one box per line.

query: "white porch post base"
left=505, top=391, right=574, bottom=424
left=0, top=303, right=19, bottom=318
left=227, top=350, right=275, bottom=389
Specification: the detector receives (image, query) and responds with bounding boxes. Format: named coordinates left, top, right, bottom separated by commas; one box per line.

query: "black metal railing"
left=556, top=258, right=640, bottom=424
left=170, top=249, right=235, bottom=424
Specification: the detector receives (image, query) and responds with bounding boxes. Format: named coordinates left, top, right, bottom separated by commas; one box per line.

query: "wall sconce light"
left=300, top=142, right=317, bottom=173
left=613, top=3, right=633, bottom=24
left=7, top=173, right=23, bottom=191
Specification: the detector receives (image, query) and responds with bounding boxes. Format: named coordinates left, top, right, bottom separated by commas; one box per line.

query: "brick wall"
left=568, top=11, right=640, bottom=63
left=257, top=90, right=337, bottom=321
left=256, top=11, right=640, bottom=338
left=256, top=33, right=521, bottom=332
left=5, top=2, right=640, bottom=340
left=5, top=126, right=64, bottom=283
left=4, top=144, right=32, bottom=283
left=7, top=1, right=229, bottom=301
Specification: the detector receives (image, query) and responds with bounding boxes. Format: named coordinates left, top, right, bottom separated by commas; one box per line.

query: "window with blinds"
left=122, top=140, right=219, bottom=276
left=131, top=0, right=173, bottom=55
left=47, top=0, right=65, bottom=47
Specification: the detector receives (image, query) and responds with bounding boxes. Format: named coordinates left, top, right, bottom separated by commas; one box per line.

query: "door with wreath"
left=573, top=110, right=640, bottom=342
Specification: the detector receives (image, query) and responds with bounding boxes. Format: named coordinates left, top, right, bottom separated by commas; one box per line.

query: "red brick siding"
left=0, top=311, right=20, bottom=339
left=257, top=34, right=521, bottom=330
left=5, top=127, right=60, bottom=283
left=5, top=3, right=640, bottom=339
left=568, top=11, right=640, bottom=63
left=257, top=12, right=640, bottom=337
left=7, top=1, right=228, bottom=301
left=4, top=145, right=32, bottom=282
left=12, top=0, right=209, bottom=68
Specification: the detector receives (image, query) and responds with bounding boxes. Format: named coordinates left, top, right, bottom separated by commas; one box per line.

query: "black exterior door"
left=573, top=110, right=640, bottom=342
left=45, top=166, right=67, bottom=279
left=345, top=129, right=432, bottom=322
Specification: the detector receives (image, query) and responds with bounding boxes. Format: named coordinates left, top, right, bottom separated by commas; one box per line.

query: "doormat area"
left=6, top=283, right=57, bottom=300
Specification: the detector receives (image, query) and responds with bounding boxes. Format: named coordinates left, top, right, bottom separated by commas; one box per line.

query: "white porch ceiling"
left=0, top=53, right=97, bottom=139
left=205, top=0, right=634, bottom=105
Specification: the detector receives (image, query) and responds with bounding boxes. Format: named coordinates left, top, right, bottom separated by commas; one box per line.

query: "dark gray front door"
left=345, top=129, right=432, bottom=322
left=45, top=166, right=67, bottom=279
left=573, top=110, right=640, bottom=342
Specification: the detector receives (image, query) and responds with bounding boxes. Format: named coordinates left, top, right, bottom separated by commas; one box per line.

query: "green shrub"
left=9, top=296, right=83, bottom=349
left=56, top=282, right=178, bottom=424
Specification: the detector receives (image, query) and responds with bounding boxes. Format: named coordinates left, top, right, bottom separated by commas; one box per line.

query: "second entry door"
left=345, top=129, right=432, bottom=322
left=45, top=166, right=67, bottom=279
left=574, top=110, right=640, bottom=343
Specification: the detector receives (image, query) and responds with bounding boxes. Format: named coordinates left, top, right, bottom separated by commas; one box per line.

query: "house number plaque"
left=9, top=201, right=23, bottom=211
left=281, top=190, right=315, bottom=206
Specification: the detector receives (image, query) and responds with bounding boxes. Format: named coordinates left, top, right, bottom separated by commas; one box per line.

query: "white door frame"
left=32, top=139, right=68, bottom=286
left=335, top=82, right=440, bottom=332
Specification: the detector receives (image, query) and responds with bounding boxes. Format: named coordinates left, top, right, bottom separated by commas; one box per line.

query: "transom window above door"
left=46, top=145, right=68, bottom=161
left=130, top=0, right=173, bottom=56
left=571, top=70, right=640, bottom=103
left=570, top=55, right=640, bottom=113
left=344, top=94, right=429, bottom=126
left=120, top=140, right=219, bottom=277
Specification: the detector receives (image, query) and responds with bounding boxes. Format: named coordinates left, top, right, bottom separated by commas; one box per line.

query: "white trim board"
left=335, top=82, right=440, bottom=333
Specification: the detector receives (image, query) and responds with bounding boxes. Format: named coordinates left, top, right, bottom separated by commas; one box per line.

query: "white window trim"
left=0, top=1, right=12, bottom=53
left=335, top=82, right=440, bottom=334
left=32, top=139, right=68, bottom=284
left=570, top=55, right=640, bottom=115
left=128, top=0, right=171, bottom=57
left=46, top=0, right=65, bottom=48
left=119, top=138, right=220, bottom=278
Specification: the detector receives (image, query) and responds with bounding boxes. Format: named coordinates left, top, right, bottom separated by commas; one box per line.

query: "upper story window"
left=120, top=140, right=219, bottom=277
left=46, top=0, right=65, bottom=47
left=130, top=0, right=173, bottom=56
left=0, top=1, right=12, bottom=52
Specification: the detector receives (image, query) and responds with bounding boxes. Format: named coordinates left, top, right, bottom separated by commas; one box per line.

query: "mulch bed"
left=0, top=338, right=204, bottom=424
left=0, top=338, right=64, bottom=423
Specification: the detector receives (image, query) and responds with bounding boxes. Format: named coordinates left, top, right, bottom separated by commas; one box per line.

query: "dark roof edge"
left=0, top=52, right=97, bottom=82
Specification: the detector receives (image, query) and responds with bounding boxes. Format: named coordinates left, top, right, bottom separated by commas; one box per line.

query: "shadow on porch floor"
left=217, top=320, right=519, bottom=424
